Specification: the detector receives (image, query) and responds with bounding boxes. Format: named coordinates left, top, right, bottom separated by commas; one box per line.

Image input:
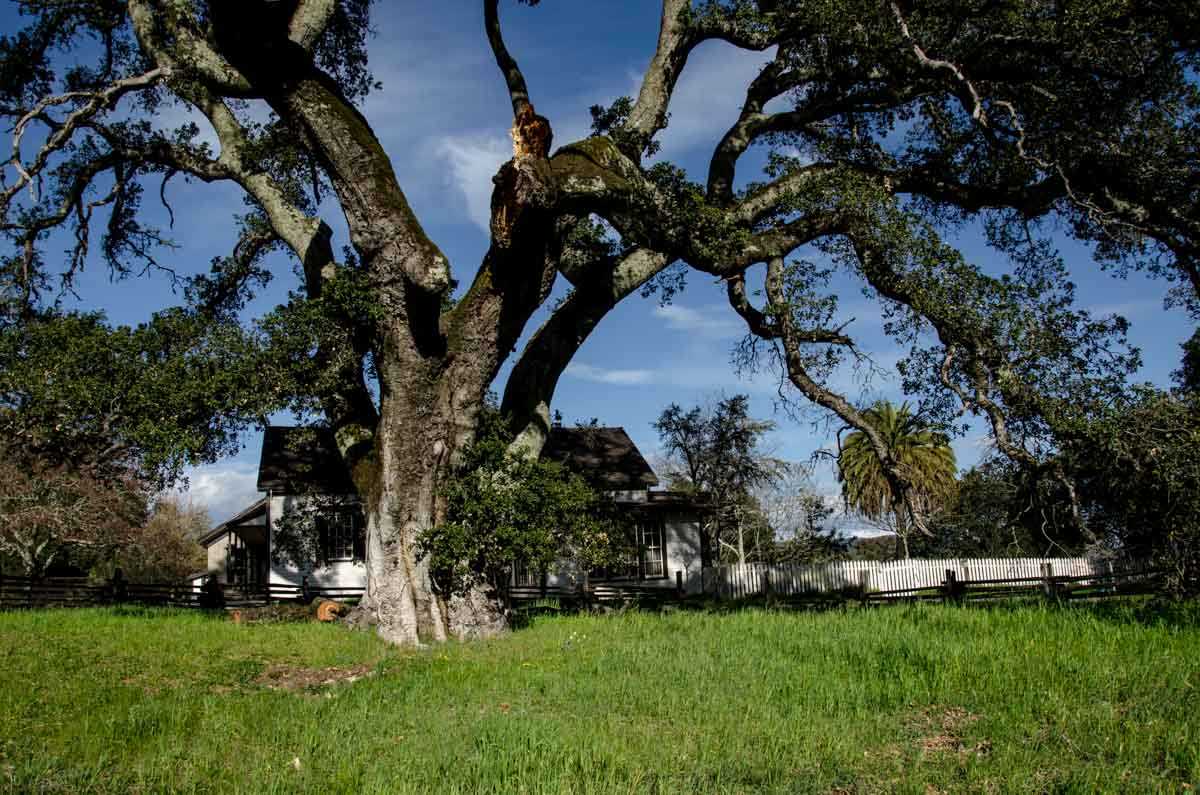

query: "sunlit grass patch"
left=0, top=602, right=1196, bottom=793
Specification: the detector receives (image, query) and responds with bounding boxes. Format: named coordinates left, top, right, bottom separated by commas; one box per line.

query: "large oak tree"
left=2, top=0, right=1197, bottom=643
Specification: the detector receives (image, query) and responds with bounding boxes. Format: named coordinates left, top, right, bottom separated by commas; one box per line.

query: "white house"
left=198, top=425, right=710, bottom=595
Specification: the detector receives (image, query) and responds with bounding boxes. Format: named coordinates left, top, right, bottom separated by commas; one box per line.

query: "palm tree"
left=837, top=401, right=957, bottom=559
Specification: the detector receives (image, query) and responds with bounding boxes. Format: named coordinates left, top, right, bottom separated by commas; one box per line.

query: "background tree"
left=0, top=449, right=145, bottom=577
left=1176, top=331, right=1200, bottom=396
left=753, top=467, right=846, bottom=564
left=1055, top=388, right=1200, bottom=594
left=837, top=401, right=956, bottom=559
left=2, top=0, right=1196, bottom=641
left=912, top=457, right=1049, bottom=558
left=847, top=534, right=901, bottom=563
left=654, top=394, right=784, bottom=564
left=0, top=310, right=261, bottom=580
left=93, top=496, right=208, bottom=583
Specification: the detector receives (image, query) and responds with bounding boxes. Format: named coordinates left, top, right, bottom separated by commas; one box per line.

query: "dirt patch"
left=909, top=706, right=990, bottom=758
left=254, top=662, right=376, bottom=692
left=919, top=734, right=962, bottom=753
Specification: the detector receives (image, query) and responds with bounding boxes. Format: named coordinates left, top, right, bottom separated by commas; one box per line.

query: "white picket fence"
left=708, top=557, right=1123, bottom=599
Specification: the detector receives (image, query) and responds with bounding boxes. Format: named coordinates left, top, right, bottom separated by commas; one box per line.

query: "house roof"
left=541, top=426, right=659, bottom=489
left=198, top=496, right=268, bottom=546
left=253, top=424, right=659, bottom=494
left=257, top=426, right=356, bottom=493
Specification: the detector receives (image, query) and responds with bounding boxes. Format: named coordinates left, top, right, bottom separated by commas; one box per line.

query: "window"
left=319, top=509, right=363, bottom=561
left=512, top=558, right=541, bottom=587
left=592, top=519, right=666, bottom=581
left=639, top=521, right=665, bottom=578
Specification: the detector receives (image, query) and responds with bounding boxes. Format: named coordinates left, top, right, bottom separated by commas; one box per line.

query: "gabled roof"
left=542, top=426, right=659, bottom=489
left=257, top=426, right=356, bottom=493
left=254, top=424, right=658, bottom=494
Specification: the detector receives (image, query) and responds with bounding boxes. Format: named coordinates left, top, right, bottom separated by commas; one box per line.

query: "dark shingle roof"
left=257, top=426, right=356, bottom=493
left=541, top=426, right=658, bottom=489
left=255, top=424, right=658, bottom=494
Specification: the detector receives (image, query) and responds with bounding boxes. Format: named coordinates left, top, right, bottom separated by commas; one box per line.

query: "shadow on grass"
left=509, top=592, right=862, bottom=627
left=1018, top=596, right=1200, bottom=629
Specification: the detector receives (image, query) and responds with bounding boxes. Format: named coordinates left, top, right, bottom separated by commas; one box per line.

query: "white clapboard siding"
left=710, top=557, right=1110, bottom=599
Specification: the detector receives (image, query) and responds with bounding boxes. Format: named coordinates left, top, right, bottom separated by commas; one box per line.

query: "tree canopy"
left=0, top=310, right=265, bottom=487
left=1, top=0, right=1197, bottom=641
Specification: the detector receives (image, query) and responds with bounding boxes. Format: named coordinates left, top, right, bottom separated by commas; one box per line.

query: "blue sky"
left=7, top=2, right=1193, bottom=524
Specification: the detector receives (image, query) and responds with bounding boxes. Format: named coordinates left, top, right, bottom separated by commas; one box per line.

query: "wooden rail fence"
left=0, top=559, right=1164, bottom=612
left=0, top=570, right=366, bottom=610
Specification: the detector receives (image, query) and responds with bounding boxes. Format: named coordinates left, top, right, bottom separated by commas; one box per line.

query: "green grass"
left=1, top=602, right=1197, bottom=794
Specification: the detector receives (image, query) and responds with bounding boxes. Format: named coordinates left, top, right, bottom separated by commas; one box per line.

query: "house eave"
left=198, top=496, right=269, bottom=546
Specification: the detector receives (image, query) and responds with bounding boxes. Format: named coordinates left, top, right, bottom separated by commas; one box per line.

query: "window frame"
left=320, top=507, right=363, bottom=563
left=638, top=520, right=666, bottom=579
left=590, top=518, right=668, bottom=582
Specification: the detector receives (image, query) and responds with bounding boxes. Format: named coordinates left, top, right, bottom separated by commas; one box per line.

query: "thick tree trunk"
left=358, top=432, right=508, bottom=645
left=353, top=357, right=507, bottom=646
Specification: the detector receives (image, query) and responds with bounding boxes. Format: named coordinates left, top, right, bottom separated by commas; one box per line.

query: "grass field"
left=0, top=601, right=1197, bottom=794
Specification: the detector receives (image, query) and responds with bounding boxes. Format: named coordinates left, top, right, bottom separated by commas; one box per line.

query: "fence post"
left=675, top=570, right=683, bottom=598
left=539, top=570, right=548, bottom=598
left=1041, top=562, right=1057, bottom=600
left=111, top=568, right=127, bottom=604
left=763, top=568, right=772, bottom=601
left=858, top=569, right=870, bottom=606
left=943, top=569, right=958, bottom=604
left=301, top=575, right=312, bottom=604
left=199, top=573, right=225, bottom=609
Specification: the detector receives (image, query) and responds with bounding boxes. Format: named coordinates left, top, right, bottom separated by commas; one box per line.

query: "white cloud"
left=653, top=303, right=743, bottom=338
left=175, top=461, right=262, bottom=527
left=652, top=362, right=779, bottom=394
left=566, top=362, right=654, bottom=385
left=652, top=42, right=777, bottom=159
left=1084, top=298, right=1160, bottom=319
left=437, top=133, right=510, bottom=232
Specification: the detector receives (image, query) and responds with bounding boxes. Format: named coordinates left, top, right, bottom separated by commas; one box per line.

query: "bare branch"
left=484, top=0, right=533, bottom=118
left=707, top=53, right=809, bottom=203
left=726, top=272, right=776, bottom=338
left=889, top=2, right=986, bottom=125
left=2, top=67, right=167, bottom=211
left=503, top=247, right=671, bottom=455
